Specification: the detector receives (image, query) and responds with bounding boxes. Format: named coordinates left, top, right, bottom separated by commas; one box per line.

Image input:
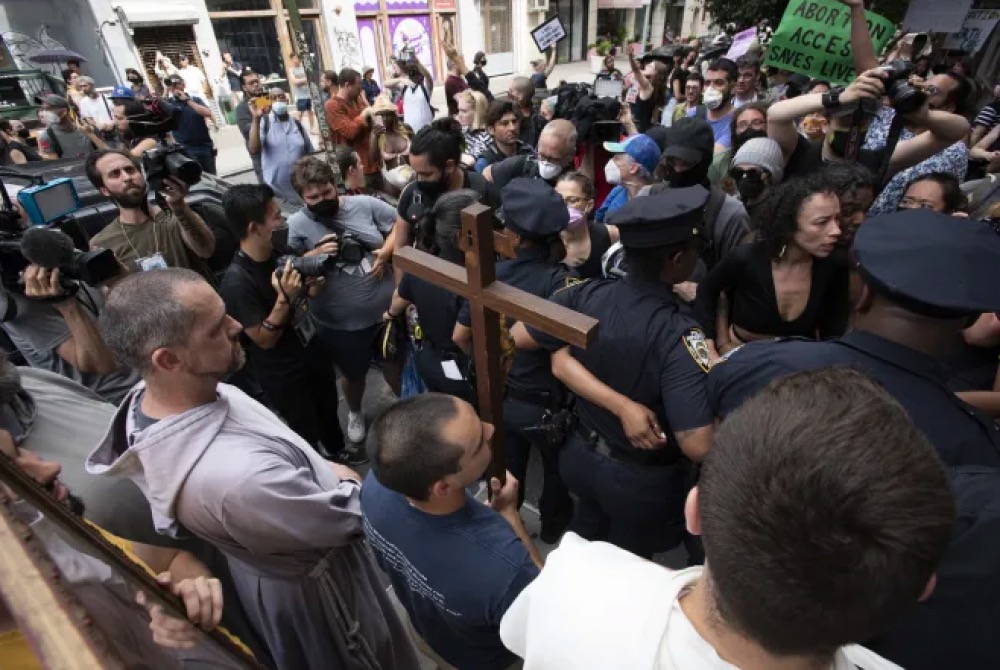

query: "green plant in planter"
left=613, top=25, right=628, bottom=45
left=593, top=40, right=614, bottom=56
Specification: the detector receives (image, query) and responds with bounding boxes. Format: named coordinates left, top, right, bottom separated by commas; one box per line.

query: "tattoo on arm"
left=172, top=205, right=216, bottom=259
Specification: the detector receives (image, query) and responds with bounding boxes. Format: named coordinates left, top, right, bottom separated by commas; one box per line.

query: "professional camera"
left=336, top=232, right=366, bottom=265
left=120, top=98, right=203, bottom=191
left=879, top=60, right=927, bottom=115
left=275, top=254, right=337, bottom=279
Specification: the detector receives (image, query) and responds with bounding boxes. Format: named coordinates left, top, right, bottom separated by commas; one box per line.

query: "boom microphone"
left=20, top=226, right=121, bottom=286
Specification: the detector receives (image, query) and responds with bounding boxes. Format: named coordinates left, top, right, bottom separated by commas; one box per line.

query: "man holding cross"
left=512, top=187, right=715, bottom=560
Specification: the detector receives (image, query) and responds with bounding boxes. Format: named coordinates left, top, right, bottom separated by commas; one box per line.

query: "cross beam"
left=394, top=203, right=599, bottom=480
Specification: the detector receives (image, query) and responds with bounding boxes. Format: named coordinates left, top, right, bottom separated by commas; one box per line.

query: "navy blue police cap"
left=500, top=178, right=569, bottom=242
left=855, top=209, right=1000, bottom=318
left=608, top=185, right=709, bottom=248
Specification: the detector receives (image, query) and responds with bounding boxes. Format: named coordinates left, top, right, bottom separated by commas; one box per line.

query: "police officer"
left=454, top=178, right=577, bottom=543
left=385, top=189, right=481, bottom=404
left=512, top=186, right=715, bottom=559
left=708, top=208, right=1000, bottom=468
left=708, top=209, right=1000, bottom=670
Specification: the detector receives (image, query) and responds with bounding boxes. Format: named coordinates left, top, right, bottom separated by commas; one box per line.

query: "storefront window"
left=206, top=0, right=271, bottom=10
left=286, top=18, right=323, bottom=68
left=212, top=17, right=283, bottom=78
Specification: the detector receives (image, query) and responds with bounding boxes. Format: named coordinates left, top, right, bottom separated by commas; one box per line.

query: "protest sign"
left=902, top=0, right=973, bottom=34
left=726, top=28, right=758, bottom=60
left=764, top=0, right=894, bottom=86
left=944, top=9, right=1000, bottom=54
left=531, top=16, right=567, bottom=53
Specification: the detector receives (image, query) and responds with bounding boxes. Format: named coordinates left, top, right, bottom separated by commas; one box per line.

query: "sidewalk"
left=214, top=58, right=608, bottom=179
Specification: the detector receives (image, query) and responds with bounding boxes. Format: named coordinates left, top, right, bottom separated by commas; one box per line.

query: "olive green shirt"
left=90, top=209, right=213, bottom=282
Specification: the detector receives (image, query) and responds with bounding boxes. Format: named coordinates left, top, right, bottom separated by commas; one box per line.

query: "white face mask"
left=703, top=88, right=725, bottom=111
left=537, top=160, right=562, bottom=181
left=39, top=110, right=60, bottom=126
left=604, top=159, right=622, bottom=185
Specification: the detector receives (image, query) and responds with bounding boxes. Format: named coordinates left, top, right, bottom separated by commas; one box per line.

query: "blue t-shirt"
left=361, top=472, right=539, bottom=670
left=709, top=112, right=733, bottom=149
left=168, top=96, right=213, bottom=148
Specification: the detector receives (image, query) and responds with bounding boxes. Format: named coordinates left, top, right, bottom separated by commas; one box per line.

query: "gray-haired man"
left=86, top=268, right=421, bottom=670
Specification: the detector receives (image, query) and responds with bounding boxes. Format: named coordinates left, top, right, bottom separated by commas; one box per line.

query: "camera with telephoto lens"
left=274, top=254, right=338, bottom=279
left=120, top=97, right=203, bottom=191
left=879, top=60, right=927, bottom=115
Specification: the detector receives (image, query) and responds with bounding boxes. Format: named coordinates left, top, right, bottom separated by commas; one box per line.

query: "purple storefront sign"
left=388, top=14, right=434, bottom=74
left=354, top=1, right=380, bottom=12
left=386, top=0, right=430, bottom=9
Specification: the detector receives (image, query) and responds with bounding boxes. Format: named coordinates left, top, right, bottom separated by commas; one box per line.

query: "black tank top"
left=633, top=96, right=658, bottom=133
left=574, top=222, right=613, bottom=279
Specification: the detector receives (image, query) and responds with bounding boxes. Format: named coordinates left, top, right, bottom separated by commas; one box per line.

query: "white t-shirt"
left=499, top=533, right=904, bottom=670
left=402, top=82, right=434, bottom=134
left=178, top=65, right=207, bottom=95
left=77, top=94, right=114, bottom=126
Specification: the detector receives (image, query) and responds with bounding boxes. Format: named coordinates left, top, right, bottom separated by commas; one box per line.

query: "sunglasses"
left=730, top=167, right=764, bottom=181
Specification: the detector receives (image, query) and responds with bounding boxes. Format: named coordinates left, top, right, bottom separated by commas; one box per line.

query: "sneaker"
left=332, top=442, right=370, bottom=466
left=347, top=411, right=367, bottom=443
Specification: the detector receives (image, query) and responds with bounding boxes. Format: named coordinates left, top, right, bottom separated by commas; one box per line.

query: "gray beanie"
left=732, top=137, right=784, bottom=183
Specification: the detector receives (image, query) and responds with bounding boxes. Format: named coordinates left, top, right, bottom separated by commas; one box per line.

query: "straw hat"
left=371, top=94, right=397, bottom=116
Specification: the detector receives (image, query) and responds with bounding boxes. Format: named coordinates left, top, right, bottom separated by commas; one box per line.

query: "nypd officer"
left=511, top=186, right=715, bottom=559
left=454, top=178, right=577, bottom=543
left=708, top=209, right=1000, bottom=670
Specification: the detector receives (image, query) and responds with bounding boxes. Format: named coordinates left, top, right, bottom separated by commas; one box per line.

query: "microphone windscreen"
left=21, top=226, right=77, bottom=269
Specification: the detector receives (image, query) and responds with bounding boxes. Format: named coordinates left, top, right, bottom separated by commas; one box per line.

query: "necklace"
left=118, top=213, right=158, bottom=261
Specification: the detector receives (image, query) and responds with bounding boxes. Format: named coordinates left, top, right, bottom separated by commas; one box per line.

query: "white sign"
left=725, top=28, right=758, bottom=60
left=944, top=9, right=1000, bottom=54
left=531, top=16, right=567, bottom=53
left=902, top=0, right=974, bottom=34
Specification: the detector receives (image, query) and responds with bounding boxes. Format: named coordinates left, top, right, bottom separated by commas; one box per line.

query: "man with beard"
left=647, top=118, right=750, bottom=304
left=87, top=268, right=421, bottom=670
left=248, top=87, right=313, bottom=206
left=0, top=354, right=266, bottom=667
left=703, top=59, right=738, bottom=152
left=85, top=149, right=216, bottom=282
left=234, top=70, right=266, bottom=183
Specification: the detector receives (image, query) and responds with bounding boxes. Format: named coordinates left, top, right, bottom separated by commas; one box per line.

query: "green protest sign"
left=764, top=0, right=895, bottom=85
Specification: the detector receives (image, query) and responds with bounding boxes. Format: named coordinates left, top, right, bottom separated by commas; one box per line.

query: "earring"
left=779, top=244, right=786, bottom=258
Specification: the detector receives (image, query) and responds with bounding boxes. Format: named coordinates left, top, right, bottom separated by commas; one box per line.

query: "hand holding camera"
left=159, top=175, right=191, bottom=209
left=272, top=259, right=304, bottom=303
left=841, top=69, right=886, bottom=107
left=22, top=265, right=72, bottom=303
left=308, top=233, right=340, bottom=258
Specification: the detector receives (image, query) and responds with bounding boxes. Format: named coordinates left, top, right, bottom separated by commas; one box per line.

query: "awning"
left=116, top=1, right=200, bottom=28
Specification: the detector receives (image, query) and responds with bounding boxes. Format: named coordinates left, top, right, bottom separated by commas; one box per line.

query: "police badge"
left=682, top=328, right=713, bottom=373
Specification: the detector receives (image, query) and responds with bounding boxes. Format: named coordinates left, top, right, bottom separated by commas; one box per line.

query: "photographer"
left=768, top=70, right=970, bottom=184
left=219, top=183, right=360, bottom=464
left=287, top=156, right=397, bottom=446
left=234, top=70, right=266, bottom=183
left=248, top=87, right=313, bottom=206
left=85, top=149, right=216, bottom=282
left=0, top=264, right=139, bottom=404
left=162, top=74, right=217, bottom=175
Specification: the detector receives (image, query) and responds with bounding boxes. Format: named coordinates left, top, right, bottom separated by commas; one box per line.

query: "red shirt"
left=324, top=95, right=380, bottom=174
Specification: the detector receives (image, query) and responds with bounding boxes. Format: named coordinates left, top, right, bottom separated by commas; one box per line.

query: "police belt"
left=575, top=423, right=681, bottom=467
left=505, top=384, right=551, bottom=407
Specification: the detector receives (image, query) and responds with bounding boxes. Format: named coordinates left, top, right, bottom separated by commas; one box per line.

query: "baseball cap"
left=661, top=117, right=715, bottom=165
left=34, top=94, right=70, bottom=109
left=109, top=85, right=135, bottom=100
left=603, top=134, right=662, bottom=174
left=163, top=74, right=183, bottom=87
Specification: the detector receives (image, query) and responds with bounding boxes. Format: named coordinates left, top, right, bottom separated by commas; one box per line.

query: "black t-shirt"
left=398, top=273, right=463, bottom=350
left=784, top=134, right=883, bottom=179
left=396, top=170, right=502, bottom=230
left=219, top=251, right=309, bottom=387
left=0, top=139, right=41, bottom=165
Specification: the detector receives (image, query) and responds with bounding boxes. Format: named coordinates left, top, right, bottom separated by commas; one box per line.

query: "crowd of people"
left=5, top=5, right=1000, bottom=670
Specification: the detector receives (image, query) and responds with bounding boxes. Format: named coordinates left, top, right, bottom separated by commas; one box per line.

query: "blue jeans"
left=183, top=144, right=217, bottom=175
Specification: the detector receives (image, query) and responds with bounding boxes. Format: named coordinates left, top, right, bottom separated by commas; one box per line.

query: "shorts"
left=296, top=98, right=312, bottom=112
left=320, top=324, right=379, bottom=380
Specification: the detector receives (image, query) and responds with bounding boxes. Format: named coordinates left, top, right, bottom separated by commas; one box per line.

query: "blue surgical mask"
left=272, top=101, right=289, bottom=117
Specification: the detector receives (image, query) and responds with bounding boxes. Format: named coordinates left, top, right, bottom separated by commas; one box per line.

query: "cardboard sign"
left=726, top=27, right=758, bottom=60
left=902, top=0, right=974, bottom=34
left=764, top=0, right=895, bottom=86
left=531, top=16, right=567, bottom=53
left=944, top=9, right=1000, bottom=54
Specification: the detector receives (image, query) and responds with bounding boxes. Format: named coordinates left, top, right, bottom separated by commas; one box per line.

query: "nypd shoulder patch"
left=682, top=328, right=713, bottom=373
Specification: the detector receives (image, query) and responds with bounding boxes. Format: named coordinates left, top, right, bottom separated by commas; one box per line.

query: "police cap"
left=501, top=178, right=569, bottom=241
left=608, top=185, right=709, bottom=248
left=855, top=209, right=1000, bottom=318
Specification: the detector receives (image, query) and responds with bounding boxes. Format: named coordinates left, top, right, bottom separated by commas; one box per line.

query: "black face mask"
left=735, top=128, right=767, bottom=149
left=16, top=128, right=30, bottom=140
left=308, top=197, right=341, bottom=219
left=128, top=76, right=141, bottom=84
left=271, top=225, right=290, bottom=249
left=416, top=173, right=450, bottom=198
left=735, top=172, right=767, bottom=203
left=664, top=163, right=707, bottom=189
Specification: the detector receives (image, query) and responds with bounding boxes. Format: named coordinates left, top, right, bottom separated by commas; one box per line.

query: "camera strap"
left=874, top=112, right=907, bottom=186
left=842, top=106, right=867, bottom=163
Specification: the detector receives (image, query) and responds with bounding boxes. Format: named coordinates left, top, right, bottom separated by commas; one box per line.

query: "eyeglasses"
left=730, top=167, right=764, bottom=181
left=735, top=118, right=766, bottom=132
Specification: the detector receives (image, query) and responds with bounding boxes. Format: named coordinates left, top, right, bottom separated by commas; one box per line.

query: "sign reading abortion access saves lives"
left=764, top=0, right=895, bottom=86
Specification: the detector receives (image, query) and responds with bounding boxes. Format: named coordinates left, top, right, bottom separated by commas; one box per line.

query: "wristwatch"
left=822, top=86, right=844, bottom=110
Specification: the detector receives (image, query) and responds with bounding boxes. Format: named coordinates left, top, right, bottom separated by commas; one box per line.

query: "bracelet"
left=261, top=319, right=285, bottom=332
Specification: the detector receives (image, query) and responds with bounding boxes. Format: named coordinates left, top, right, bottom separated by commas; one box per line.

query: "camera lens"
left=164, top=150, right=203, bottom=185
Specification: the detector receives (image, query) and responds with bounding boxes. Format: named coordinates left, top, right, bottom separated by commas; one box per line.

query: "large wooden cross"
left=394, top=203, right=599, bottom=481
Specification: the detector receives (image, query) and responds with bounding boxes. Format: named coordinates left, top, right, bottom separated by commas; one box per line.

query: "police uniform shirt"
left=526, top=275, right=714, bottom=452
left=458, top=247, right=577, bottom=393
left=708, top=332, right=1000, bottom=468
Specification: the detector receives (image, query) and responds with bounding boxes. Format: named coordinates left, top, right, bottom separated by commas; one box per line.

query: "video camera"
left=0, top=178, right=121, bottom=290
left=121, top=97, right=203, bottom=192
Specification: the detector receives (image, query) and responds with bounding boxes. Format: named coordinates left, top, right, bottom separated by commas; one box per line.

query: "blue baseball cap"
left=603, top=134, right=662, bottom=174
left=109, top=85, right=135, bottom=100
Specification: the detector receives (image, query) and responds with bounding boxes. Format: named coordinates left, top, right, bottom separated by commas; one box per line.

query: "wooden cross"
left=393, top=203, right=599, bottom=480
